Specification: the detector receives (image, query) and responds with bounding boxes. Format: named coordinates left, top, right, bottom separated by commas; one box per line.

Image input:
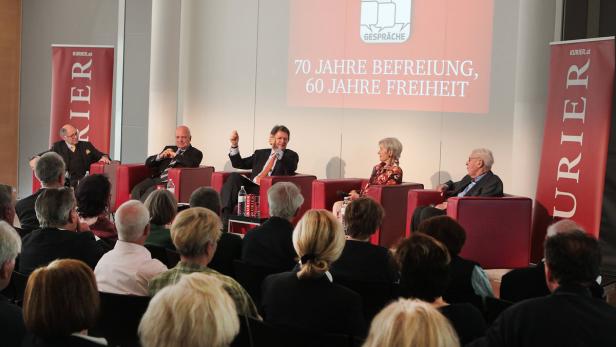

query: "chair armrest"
left=211, top=170, right=251, bottom=193
left=113, top=164, right=152, bottom=211
left=259, top=174, right=317, bottom=221
left=167, top=166, right=215, bottom=203
left=310, top=179, right=364, bottom=210
left=405, top=189, right=446, bottom=236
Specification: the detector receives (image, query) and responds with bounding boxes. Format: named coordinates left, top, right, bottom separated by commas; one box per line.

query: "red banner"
left=50, top=45, right=114, bottom=152
left=531, top=38, right=615, bottom=261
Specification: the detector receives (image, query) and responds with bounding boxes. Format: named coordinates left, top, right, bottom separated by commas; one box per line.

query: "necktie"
left=255, top=154, right=277, bottom=185
left=160, top=149, right=184, bottom=182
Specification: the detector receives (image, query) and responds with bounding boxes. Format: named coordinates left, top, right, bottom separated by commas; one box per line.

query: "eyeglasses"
left=66, top=132, right=79, bottom=138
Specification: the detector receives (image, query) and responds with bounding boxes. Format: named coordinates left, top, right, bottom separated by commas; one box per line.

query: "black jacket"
left=444, top=171, right=504, bottom=197
left=242, top=217, right=297, bottom=270
left=330, top=240, right=398, bottom=283
left=230, top=148, right=299, bottom=179
left=39, top=140, right=106, bottom=186
left=145, top=145, right=203, bottom=178
left=15, top=189, right=45, bottom=232
left=0, top=294, right=26, bottom=347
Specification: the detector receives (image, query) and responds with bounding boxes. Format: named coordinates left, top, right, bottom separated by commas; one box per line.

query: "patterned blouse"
left=362, top=161, right=403, bottom=194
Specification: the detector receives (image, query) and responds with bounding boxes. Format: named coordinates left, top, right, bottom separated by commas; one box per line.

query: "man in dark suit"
left=411, top=148, right=503, bottom=231
left=29, top=124, right=111, bottom=188
left=242, top=182, right=304, bottom=270
left=131, top=125, right=203, bottom=201
left=221, top=125, right=299, bottom=219
left=468, top=230, right=616, bottom=347
left=19, top=187, right=105, bottom=275
left=0, top=221, right=26, bottom=347
left=15, top=152, right=66, bottom=232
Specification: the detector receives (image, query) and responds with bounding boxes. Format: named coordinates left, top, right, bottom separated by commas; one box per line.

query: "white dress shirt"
left=95, top=240, right=167, bottom=296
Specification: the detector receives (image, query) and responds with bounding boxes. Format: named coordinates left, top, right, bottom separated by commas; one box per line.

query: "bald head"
left=116, top=200, right=151, bottom=243
left=175, top=125, right=192, bottom=149
left=547, top=219, right=583, bottom=238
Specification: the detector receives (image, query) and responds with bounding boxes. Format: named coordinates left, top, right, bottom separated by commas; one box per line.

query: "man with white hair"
left=411, top=148, right=504, bottom=230
left=0, top=221, right=26, bottom=347
left=241, top=182, right=304, bottom=270
left=95, top=200, right=167, bottom=296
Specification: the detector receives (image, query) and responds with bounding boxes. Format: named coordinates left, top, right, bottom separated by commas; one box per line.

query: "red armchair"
left=311, top=179, right=424, bottom=248
left=405, top=190, right=532, bottom=269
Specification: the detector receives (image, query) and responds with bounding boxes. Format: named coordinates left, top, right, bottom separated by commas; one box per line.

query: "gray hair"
left=35, top=152, right=65, bottom=186
left=0, top=185, right=13, bottom=221
left=547, top=219, right=583, bottom=238
left=378, top=137, right=403, bottom=161
left=471, top=148, right=494, bottom=170
left=189, top=187, right=221, bottom=215
left=0, top=221, right=21, bottom=266
left=35, top=187, right=75, bottom=228
left=116, top=200, right=150, bottom=242
left=268, top=182, right=304, bottom=219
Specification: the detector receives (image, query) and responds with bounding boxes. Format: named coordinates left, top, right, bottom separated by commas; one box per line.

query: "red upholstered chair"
left=405, top=190, right=532, bottom=269
left=311, top=179, right=424, bottom=248
left=167, top=166, right=215, bottom=203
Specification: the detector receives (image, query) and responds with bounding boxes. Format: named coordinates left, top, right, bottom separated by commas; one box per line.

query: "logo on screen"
left=360, top=0, right=412, bottom=43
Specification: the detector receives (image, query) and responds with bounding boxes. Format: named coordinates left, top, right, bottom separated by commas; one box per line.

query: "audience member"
left=189, top=187, right=242, bottom=277
left=0, top=184, right=24, bottom=236
left=330, top=197, right=397, bottom=283
left=144, top=189, right=177, bottom=250
left=261, top=210, right=366, bottom=337
left=19, top=187, right=105, bottom=274
left=416, top=216, right=493, bottom=307
left=468, top=230, right=616, bottom=347
left=500, top=219, right=603, bottom=302
left=396, top=233, right=486, bottom=345
left=0, top=221, right=26, bottom=347
left=21, top=259, right=107, bottom=346
left=95, top=200, right=167, bottom=296
left=242, top=182, right=304, bottom=270
left=148, top=207, right=259, bottom=319
left=139, top=273, right=239, bottom=347
left=76, top=174, right=117, bottom=244
left=16, top=152, right=65, bottom=231
left=363, top=298, right=460, bottom=347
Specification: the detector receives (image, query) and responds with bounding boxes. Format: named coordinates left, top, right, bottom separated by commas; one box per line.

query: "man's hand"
left=436, top=183, right=448, bottom=193
left=230, top=130, right=239, bottom=147
left=160, top=148, right=175, bottom=159
left=349, top=190, right=360, bottom=200
left=29, top=156, right=40, bottom=170
left=99, top=155, right=111, bottom=164
left=435, top=202, right=448, bottom=210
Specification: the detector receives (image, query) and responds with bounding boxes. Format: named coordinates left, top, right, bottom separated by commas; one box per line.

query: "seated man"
left=242, top=182, right=304, bottom=270
left=0, top=184, right=24, bottom=237
left=0, top=221, right=26, bottom=347
left=411, top=148, right=503, bottom=231
left=19, top=187, right=105, bottom=275
left=220, top=125, right=299, bottom=219
left=29, top=124, right=111, bottom=187
left=94, top=200, right=167, bottom=296
left=468, top=230, right=616, bottom=347
left=15, top=152, right=66, bottom=231
left=131, top=125, right=203, bottom=201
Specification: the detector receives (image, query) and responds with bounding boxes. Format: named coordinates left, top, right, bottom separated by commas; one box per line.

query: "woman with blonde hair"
left=261, top=209, right=366, bottom=336
left=139, top=273, right=239, bottom=347
left=363, top=298, right=460, bottom=347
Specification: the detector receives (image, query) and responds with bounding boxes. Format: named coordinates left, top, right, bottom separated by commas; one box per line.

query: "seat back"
left=165, top=248, right=180, bottom=268
left=482, top=297, right=513, bottom=324
left=167, top=166, right=215, bottom=203
left=334, top=278, right=397, bottom=324
left=145, top=244, right=169, bottom=266
left=311, top=179, right=364, bottom=210
left=92, top=292, right=151, bottom=347
left=0, top=271, right=29, bottom=306
left=232, top=260, right=287, bottom=309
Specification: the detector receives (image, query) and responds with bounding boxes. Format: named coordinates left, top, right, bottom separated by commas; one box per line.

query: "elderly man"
left=241, top=182, right=304, bottom=270
left=16, top=152, right=66, bottom=231
left=131, top=125, right=203, bottom=201
left=221, top=125, right=299, bottom=220
left=148, top=207, right=259, bottom=319
left=0, top=221, right=26, bottom=347
left=94, top=200, right=167, bottom=296
left=411, top=148, right=503, bottom=231
left=468, top=230, right=616, bottom=347
left=29, top=124, right=111, bottom=187
left=19, top=187, right=104, bottom=275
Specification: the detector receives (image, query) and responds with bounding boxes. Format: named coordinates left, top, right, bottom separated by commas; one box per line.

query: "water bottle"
left=166, top=178, right=176, bottom=195
left=238, top=186, right=247, bottom=216
left=340, top=196, right=350, bottom=231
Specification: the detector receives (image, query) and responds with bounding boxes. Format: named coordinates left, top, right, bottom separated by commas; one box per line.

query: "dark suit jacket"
left=40, top=140, right=106, bottom=186
left=145, top=145, right=203, bottom=178
left=230, top=148, right=299, bottom=179
left=19, top=227, right=106, bottom=275
left=467, top=285, right=616, bottom=347
left=0, top=294, right=26, bottom=347
left=15, top=189, right=45, bottom=231
left=209, top=232, right=243, bottom=277
left=261, top=271, right=366, bottom=337
left=22, top=334, right=107, bottom=347
left=241, top=217, right=297, bottom=270
left=330, top=240, right=398, bottom=283
left=444, top=171, right=504, bottom=197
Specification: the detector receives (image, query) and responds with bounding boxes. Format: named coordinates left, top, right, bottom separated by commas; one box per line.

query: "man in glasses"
left=29, top=124, right=110, bottom=187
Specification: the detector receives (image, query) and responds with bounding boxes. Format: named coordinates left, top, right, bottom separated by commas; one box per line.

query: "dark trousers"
left=220, top=173, right=260, bottom=215
left=411, top=205, right=447, bottom=232
left=131, top=177, right=163, bottom=202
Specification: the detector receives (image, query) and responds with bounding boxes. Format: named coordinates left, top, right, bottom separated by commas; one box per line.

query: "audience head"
left=116, top=200, right=151, bottom=243
left=467, top=148, right=494, bottom=177
left=35, top=187, right=77, bottom=229
left=171, top=207, right=221, bottom=261
left=0, top=221, right=21, bottom=290
left=544, top=230, right=601, bottom=291
left=344, top=197, right=384, bottom=240
left=268, top=182, right=304, bottom=220
left=546, top=219, right=583, bottom=238
left=396, top=233, right=451, bottom=302
left=416, top=216, right=466, bottom=256
left=175, top=125, right=192, bottom=149
left=23, top=259, right=99, bottom=339
left=293, top=209, right=345, bottom=279
left=0, top=184, right=16, bottom=224
left=35, top=152, right=65, bottom=187
left=60, top=124, right=79, bottom=146
left=363, top=298, right=460, bottom=347
left=378, top=137, right=403, bottom=162
left=139, top=273, right=239, bottom=347
left=144, top=189, right=177, bottom=226
left=189, top=187, right=222, bottom=215
left=75, top=174, right=111, bottom=218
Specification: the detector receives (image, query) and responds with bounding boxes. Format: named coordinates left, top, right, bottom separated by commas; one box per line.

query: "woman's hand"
left=349, top=190, right=360, bottom=200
